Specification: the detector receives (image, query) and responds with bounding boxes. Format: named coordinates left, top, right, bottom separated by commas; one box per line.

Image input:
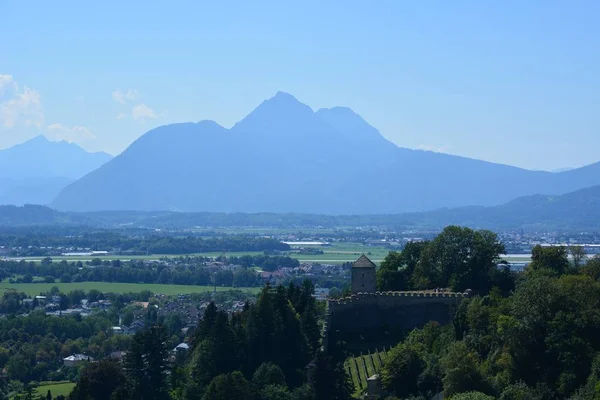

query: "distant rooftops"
left=282, top=241, right=330, bottom=246
left=62, top=251, right=109, bottom=256
left=64, top=354, right=93, bottom=362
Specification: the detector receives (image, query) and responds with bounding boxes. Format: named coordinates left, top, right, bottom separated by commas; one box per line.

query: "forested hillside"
left=5, top=184, right=600, bottom=232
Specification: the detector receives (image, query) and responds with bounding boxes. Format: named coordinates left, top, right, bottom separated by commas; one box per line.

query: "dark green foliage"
left=259, top=385, right=293, bottom=400
left=499, top=382, right=548, bottom=400
left=252, top=363, right=287, bottom=390
left=229, top=254, right=300, bottom=271
left=0, top=254, right=276, bottom=287
left=184, top=282, right=318, bottom=398
left=380, top=322, right=449, bottom=398
left=412, top=226, right=505, bottom=293
left=581, top=255, right=600, bottom=281
left=288, top=280, right=321, bottom=353
left=202, top=371, right=254, bottom=400
left=376, top=242, right=429, bottom=291
left=441, top=342, right=492, bottom=397
left=123, top=325, right=170, bottom=400
left=449, top=392, right=495, bottom=400
left=527, top=245, right=570, bottom=276
left=380, top=246, right=600, bottom=400
left=69, top=359, right=126, bottom=400
left=189, top=314, right=240, bottom=388
left=245, top=286, right=311, bottom=386
left=381, top=343, right=424, bottom=397
left=377, top=251, right=407, bottom=291
left=313, top=350, right=353, bottom=400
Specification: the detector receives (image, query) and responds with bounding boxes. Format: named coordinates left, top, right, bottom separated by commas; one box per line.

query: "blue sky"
left=1, top=0, right=598, bottom=171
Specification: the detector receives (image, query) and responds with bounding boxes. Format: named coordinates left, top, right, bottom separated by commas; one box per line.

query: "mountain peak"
left=0, top=135, right=113, bottom=182
left=263, top=91, right=312, bottom=111
left=272, top=90, right=299, bottom=101
left=232, top=92, right=315, bottom=133
left=25, top=134, right=51, bottom=144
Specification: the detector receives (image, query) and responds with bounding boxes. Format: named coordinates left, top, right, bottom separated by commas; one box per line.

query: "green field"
left=5, top=242, right=530, bottom=266
left=344, top=349, right=390, bottom=395
left=0, top=282, right=260, bottom=296
left=6, top=242, right=390, bottom=265
left=34, top=382, right=75, bottom=398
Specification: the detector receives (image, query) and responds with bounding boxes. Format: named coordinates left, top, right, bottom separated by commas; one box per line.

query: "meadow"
left=0, top=282, right=260, bottom=296
left=6, top=242, right=391, bottom=265
left=34, top=382, right=75, bottom=398
left=5, top=242, right=530, bottom=267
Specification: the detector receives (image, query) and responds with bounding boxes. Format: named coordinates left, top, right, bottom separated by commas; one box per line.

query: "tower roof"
left=353, top=254, right=376, bottom=269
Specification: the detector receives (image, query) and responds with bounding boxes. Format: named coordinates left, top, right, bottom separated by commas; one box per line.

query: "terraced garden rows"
left=344, top=348, right=390, bottom=394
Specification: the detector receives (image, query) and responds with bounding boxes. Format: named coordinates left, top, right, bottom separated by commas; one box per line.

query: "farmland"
left=5, top=242, right=391, bottom=265
left=0, top=281, right=261, bottom=296
left=4, top=241, right=532, bottom=267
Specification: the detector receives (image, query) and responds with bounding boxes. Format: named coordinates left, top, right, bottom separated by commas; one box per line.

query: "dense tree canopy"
left=377, top=226, right=506, bottom=294
left=379, top=244, right=600, bottom=400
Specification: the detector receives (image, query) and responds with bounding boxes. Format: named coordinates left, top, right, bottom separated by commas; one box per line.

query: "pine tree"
left=124, top=325, right=171, bottom=400
left=313, top=350, right=352, bottom=400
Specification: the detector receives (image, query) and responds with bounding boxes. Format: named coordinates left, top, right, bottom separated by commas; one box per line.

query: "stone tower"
left=351, top=254, right=377, bottom=293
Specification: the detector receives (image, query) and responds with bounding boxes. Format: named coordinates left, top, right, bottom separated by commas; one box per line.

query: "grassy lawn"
left=0, top=282, right=260, bottom=296
left=34, top=382, right=76, bottom=398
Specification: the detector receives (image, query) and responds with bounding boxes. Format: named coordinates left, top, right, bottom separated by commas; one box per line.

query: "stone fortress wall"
left=327, top=291, right=467, bottom=332
left=322, top=255, right=469, bottom=350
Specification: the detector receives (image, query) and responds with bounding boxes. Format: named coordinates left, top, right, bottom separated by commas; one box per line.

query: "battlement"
left=322, top=256, right=470, bottom=352
left=328, top=290, right=468, bottom=312
left=325, top=290, right=469, bottom=350
left=329, top=290, right=469, bottom=304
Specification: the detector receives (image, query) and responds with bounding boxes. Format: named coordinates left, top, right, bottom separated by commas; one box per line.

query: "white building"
left=63, top=354, right=94, bottom=367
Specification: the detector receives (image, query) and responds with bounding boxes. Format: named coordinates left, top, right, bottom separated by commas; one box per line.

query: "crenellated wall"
left=325, top=291, right=468, bottom=348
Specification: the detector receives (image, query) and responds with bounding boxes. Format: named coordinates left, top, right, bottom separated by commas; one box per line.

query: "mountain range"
left=0, top=136, right=112, bottom=205
left=49, top=92, right=600, bottom=214
left=3, top=184, right=600, bottom=231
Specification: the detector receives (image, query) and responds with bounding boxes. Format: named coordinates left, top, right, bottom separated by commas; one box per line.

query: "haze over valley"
left=4, top=3, right=600, bottom=400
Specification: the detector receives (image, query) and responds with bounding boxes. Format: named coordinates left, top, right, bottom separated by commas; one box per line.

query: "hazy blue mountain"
left=51, top=92, right=600, bottom=213
left=6, top=185, right=600, bottom=231
left=396, top=185, right=600, bottom=231
left=0, top=204, right=87, bottom=226
left=0, top=136, right=112, bottom=205
left=0, top=177, right=73, bottom=206
left=0, top=135, right=112, bottom=180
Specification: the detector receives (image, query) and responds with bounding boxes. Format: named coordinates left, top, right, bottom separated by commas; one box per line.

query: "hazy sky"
left=1, top=0, right=598, bottom=171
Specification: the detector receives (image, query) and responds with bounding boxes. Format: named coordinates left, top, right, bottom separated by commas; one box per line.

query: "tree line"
left=0, top=253, right=302, bottom=288
left=0, top=233, right=290, bottom=256
left=371, top=226, right=600, bottom=399
left=66, top=281, right=351, bottom=400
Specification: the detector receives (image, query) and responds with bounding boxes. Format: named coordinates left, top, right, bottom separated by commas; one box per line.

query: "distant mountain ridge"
left=3, top=185, right=600, bottom=231
left=0, top=135, right=112, bottom=180
left=51, top=92, right=600, bottom=213
left=0, top=136, right=112, bottom=205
